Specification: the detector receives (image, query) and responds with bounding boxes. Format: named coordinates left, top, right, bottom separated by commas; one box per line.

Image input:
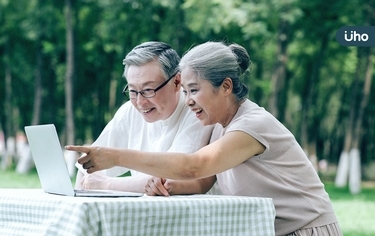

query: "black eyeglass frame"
left=122, top=72, right=178, bottom=99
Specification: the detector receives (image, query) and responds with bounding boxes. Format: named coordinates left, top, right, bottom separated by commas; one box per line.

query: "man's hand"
left=80, top=172, right=112, bottom=190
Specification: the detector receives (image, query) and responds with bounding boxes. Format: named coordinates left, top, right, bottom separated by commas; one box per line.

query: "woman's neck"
left=221, top=98, right=244, bottom=128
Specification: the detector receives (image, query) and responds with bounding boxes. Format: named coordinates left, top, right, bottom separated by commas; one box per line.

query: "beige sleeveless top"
left=211, top=99, right=338, bottom=236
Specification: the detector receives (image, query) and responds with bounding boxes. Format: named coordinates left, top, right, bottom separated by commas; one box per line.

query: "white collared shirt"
left=92, top=91, right=214, bottom=177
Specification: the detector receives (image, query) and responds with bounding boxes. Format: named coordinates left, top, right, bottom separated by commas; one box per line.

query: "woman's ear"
left=222, top=77, right=233, bottom=95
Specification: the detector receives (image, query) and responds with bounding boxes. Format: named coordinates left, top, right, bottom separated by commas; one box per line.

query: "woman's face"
left=181, top=67, right=227, bottom=126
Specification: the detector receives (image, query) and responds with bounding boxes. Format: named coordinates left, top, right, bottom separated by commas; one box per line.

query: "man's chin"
left=142, top=113, right=161, bottom=123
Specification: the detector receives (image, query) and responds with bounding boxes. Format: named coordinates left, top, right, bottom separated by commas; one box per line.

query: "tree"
left=64, top=0, right=77, bottom=176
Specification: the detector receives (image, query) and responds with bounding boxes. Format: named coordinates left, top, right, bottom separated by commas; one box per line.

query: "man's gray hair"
left=123, top=41, right=180, bottom=80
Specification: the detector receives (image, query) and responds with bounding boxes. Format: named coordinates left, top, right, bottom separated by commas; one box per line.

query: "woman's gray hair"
left=179, top=41, right=250, bottom=101
left=123, top=41, right=180, bottom=80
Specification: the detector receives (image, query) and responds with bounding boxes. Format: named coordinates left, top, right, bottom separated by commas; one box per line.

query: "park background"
left=0, top=0, right=374, bottom=235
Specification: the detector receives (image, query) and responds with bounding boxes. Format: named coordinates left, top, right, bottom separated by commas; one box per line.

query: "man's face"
left=125, top=61, right=180, bottom=123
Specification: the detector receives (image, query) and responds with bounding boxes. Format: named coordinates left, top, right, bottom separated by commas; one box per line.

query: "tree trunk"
left=335, top=151, right=350, bottom=187
left=300, top=36, right=328, bottom=170
left=349, top=149, right=361, bottom=194
left=31, top=44, right=43, bottom=126
left=1, top=57, right=14, bottom=170
left=64, top=0, right=77, bottom=177
left=16, top=42, right=44, bottom=174
left=268, top=19, right=288, bottom=122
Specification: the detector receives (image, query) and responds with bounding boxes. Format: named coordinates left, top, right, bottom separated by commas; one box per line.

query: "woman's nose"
left=185, top=95, right=194, bottom=106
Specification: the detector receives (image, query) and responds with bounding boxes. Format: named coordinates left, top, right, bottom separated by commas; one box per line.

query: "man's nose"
left=136, top=94, right=148, bottom=105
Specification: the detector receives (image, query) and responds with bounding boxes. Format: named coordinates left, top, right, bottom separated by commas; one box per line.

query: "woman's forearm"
left=68, top=145, right=206, bottom=180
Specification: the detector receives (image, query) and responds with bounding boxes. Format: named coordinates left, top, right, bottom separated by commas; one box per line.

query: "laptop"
left=24, top=124, right=143, bottom=197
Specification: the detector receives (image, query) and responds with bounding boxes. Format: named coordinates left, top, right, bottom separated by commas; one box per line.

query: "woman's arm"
left=144, top=176, right=217, bottom=196
left=66, top=131, right=265, bottom=180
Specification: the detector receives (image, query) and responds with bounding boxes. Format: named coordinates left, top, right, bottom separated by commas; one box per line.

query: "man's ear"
left=173, top=73, right=182, bottom=89
left=222, top=77, right=233, bottom=95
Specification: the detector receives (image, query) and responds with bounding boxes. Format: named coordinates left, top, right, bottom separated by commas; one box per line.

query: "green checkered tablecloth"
left=0, top=189, right=275, bottom=236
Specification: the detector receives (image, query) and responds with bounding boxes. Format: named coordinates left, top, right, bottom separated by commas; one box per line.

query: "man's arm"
left=76, top=170, right=157, bottom=193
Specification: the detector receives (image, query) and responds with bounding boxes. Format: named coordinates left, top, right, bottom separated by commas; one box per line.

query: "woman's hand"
left=144, top=177, right=171, bottom=196
left=144, top=176, right=218, bottom=196
left=65, top=145, right=117, bottom=173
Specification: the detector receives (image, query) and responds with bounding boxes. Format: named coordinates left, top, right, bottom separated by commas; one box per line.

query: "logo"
left=336, top=26, right=375, bottom=46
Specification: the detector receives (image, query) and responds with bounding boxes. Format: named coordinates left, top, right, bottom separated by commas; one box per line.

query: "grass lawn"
left=324, top=181, right=375, bottom=236
left=1, top=167, right=42, bottom=188
left=1, top=167, right=374, bottom=235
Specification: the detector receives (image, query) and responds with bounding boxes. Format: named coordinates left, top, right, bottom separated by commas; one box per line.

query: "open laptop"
left=24, top=124, right=143, bottom=197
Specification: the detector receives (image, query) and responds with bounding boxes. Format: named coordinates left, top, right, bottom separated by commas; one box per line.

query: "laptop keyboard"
left=75, top=189, right=113, bottom=194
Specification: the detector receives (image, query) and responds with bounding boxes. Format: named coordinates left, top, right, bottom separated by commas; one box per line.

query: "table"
left=0, top=189, right=275, bottom=236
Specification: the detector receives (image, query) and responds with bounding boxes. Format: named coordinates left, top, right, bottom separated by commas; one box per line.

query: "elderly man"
left=75, top=41, right=218, bottom=195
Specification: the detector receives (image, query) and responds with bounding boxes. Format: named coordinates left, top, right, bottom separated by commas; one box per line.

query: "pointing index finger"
left=65, top=145, right=90, bottom=154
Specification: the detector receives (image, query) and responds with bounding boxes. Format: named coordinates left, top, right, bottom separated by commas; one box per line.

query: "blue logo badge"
left=336, top=26, right=375, bottom=46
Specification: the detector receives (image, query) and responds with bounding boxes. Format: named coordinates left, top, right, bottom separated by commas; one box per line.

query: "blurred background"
left=0, top=0, right=374, bottom=201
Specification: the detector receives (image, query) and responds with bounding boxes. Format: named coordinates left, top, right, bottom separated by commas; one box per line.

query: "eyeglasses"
left=122, top=72, right=178, bottom=99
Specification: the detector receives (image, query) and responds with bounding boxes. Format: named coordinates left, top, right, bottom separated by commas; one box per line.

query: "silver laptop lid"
left=25, top=124, right=75, bottom=196
left=25, top=124, right=143, bottom=197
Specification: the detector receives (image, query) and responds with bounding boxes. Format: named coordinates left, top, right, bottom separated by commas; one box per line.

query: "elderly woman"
left=67, top=41, right=342, bottom=236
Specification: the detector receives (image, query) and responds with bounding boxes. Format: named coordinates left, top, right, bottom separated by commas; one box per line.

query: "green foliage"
left=0, top=0, right=374, bottom=168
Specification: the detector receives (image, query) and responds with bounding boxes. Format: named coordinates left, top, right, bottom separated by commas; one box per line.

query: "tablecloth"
left=0, top=189, right=275, bottom=236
